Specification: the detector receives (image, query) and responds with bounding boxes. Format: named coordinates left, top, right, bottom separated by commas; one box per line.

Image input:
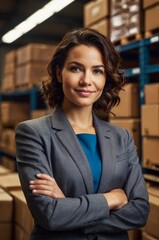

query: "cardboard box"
left=0, top=165, right=11, bottom=175
left=112, top=83, right=139, bottom=118
left=4, top=50, right=16, bottom=64
left=142, top=137, right=159, bottom=167
left=1, top=74, right=15, bottom=92
left=141, top=104, right=159, bottom=136
left=144, top=83, right=159, bottom=104
left=1, top=128, right=16, bottom=154
left=143, top=0, right=159, bottom=8
left=142, top=231, right=158, bottom=240
left=31, top=109, right=49, bottom=119
left=0, top=188, right=13, bottom=222
left=15, top=224, right=30, bottom=240
left=128, top=229, right=141, bottom=240
left=145, top=5, right=159, bottom=31
left=89, top=18, right=109, bottom=37
left=144, top=193, right=159, bottom=238
left=1, top=156, right=16, bottom=172
left=16, top=43, right=56, bottom=65
left=84, top=0, right=109, bottom=27
left=0, top=173, right=21, bottom=191
left=0, top=223, right=12, bottom=240
left=15, top=62, right=47, bottom=87
left=0, top=101, right=30, bottom=127
left=11, top=190, right=34, bottom=236
left=147, top=185, right=159, bottom=198
left=110, top=118, right=140, bottom=154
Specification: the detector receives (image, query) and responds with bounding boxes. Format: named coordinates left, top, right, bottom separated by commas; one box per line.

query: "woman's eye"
left=93, top=69, right=104, bottom=75
left=69, top=66, right=81, bottom=72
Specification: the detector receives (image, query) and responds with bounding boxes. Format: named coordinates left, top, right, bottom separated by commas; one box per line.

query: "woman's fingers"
left=29, top=173, right=65, bottom=198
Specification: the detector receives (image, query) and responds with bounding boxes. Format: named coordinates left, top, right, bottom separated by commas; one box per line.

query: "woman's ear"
left=55, top=65, right=62, bottom=83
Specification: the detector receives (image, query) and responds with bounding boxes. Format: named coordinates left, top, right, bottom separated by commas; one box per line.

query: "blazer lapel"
left=94, top=115, right=115, bottom=193
left=50, top=108, right=94, bottom=194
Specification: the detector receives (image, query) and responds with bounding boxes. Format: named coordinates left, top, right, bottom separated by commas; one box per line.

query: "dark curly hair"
left=41, top=28, right=125, bottom=121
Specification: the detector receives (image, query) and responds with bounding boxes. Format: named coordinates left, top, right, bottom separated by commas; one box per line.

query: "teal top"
left=77, top=133, right=102, bottom=193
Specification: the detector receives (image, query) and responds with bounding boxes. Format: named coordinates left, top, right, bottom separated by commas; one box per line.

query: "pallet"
left=113, top=33, right=142, bottom=46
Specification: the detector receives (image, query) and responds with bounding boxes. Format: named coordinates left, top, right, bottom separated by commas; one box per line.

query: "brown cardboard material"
left=142, top=231, right=158, bottom=240
left=11, top=190, right=34, bottom=235
left=141, top=104, right=159, bottom=136
left=0, top=101, right=30, bottom=127
left=15, top=224, right=30, bottom=240
left=0, top=165, right=11, bottom=175
left=147, top=185, right=159, bottom=198
left=143, top=0, right=159, bottom=8
left=31, top=109, right=49, bottom=119
left=0, top=173, right=21, bottom=191
left=145, top=5, right=159, bottom=31
left=15, top=62, right=48, bottom=86
left=110, top=118, right=140, bottom=154
left=0, top=188, right=13, bottom=222
left=144, top=83, right=159, bottom=104
left=1, top=74, right=15, bottom=92
left=128, top=229, right=141, bottom=240
left=84, top=0, right=109, bottom=27
left=1, top=128, right=16, bottom=154
left=112, top=83, right=139, bottom=118
left=16, top=43, right=56, bottom=65
left=144, top=194, right=159, bottom=238
left=1, top=156, right=16, bottom=172
left=142, top=137, right=159, bottom=167
left=4, top=50, right=16, bottom=64
left=89, top=18, right=109, bottom=37
left=0, top=223, right=12, bottom=240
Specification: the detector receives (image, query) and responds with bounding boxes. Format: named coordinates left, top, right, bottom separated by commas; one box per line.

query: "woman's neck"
left=61, top=105, right=95, bottom=134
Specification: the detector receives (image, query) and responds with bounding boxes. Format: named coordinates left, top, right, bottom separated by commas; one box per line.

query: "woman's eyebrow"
left=68, top=61, right=83, bottom=67
left=68, top=61, right=105, bottom=68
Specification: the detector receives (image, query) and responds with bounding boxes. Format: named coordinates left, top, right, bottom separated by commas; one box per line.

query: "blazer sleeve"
left=84, top=129, right=150, bottom=234
left=15, top=121, right=109, bottom=231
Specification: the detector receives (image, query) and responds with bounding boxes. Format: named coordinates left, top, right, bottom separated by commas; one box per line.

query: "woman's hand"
left=29, top=173, right=65, bottom=198
left=103, top=189, right=128, bottom=210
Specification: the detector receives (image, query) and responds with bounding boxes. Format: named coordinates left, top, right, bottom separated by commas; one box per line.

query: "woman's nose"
left=79, top=71, right=92, bottom=85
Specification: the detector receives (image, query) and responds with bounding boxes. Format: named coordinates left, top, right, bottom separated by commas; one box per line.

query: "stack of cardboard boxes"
left=0, top=43, right=54, bottom=172
left=110, top=0, right=144, bottom=43
left=141, top=83, right=159, bottom=240
left=15, top=43, right=55, bottom=88
left=83, top=0, right=110, bottom=37
left=142, top=83, right=159, bottom=170
left=1, top=50, right=16, bottom=92
left=0, top=172, right=34, bottom=240
left=110, top=83, right=141, bottom=156
left=142, top=185, right=159, bottom=240
left=144, top=0, right=159, bottom=36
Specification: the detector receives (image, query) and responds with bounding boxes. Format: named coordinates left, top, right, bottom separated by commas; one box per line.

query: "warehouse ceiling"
left=0, top=0, right=90, bottom=47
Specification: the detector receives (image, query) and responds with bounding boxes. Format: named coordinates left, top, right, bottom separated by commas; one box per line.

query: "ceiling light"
left=2, top=0, right=75, bottom=43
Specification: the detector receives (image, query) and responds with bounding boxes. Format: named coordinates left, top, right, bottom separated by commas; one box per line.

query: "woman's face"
left=56, top=44, right=106, bottom=110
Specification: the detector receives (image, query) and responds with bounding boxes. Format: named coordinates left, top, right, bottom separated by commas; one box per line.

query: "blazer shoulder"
left=16, top=114, right=52, bottom=134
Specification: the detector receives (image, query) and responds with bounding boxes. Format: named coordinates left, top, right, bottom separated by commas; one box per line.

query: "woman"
left=16, top=28, right=149, bottom=240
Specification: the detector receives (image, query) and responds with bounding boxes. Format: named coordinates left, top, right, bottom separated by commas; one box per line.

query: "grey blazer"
left=15, top=108, right=149, bottom=240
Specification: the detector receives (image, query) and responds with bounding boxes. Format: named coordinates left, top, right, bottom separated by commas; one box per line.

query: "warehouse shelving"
left=117, top=35, right=159, bottom=178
